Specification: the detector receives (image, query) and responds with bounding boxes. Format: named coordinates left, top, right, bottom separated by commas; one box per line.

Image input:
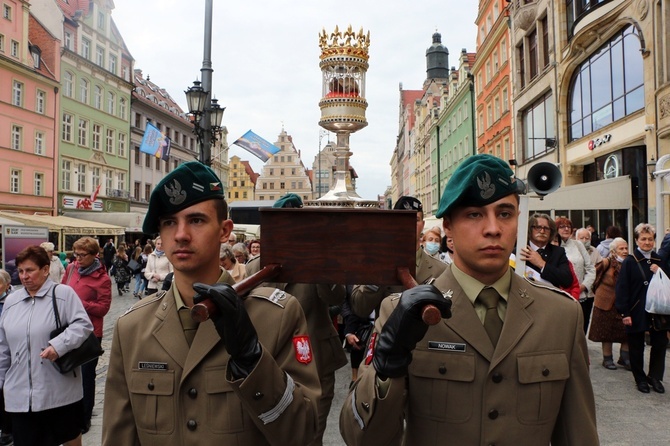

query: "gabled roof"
left=241, top=161, right=260, bottom=185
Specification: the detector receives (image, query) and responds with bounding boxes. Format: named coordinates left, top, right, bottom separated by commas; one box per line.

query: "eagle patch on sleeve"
left=364, top=332, right=377, bottom=365
left=292, top=335, right=313, bottom=364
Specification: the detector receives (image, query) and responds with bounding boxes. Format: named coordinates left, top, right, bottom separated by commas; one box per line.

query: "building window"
left=106, top=129, right=115, bottom=154
left=94, top=85, right=103, bottom=109
left=33, top=172, right=43, bottom=196
left=62, top=160, right=71, bottom=190
left=77, top=164, right=86, bottom=193
left=64, top=31, right=72, bottom=50
left=106, top=170, right=113, bottom=194
left=541, top=16, right=549, bottom=69
left=35, top=131, right=45, bottom=155
left=528, top=28, right=538, bottom=80
left=109, top=54, right=117, bottom=74
left=502, top=88, right=509, bottom=112
left=11, top=125, right=22, bottom=150
left=107, top=91, right=115, bottom=114
left=97, top=11, right=105, bottom=30
left=145, top=153, right=151, bottom=168
left=119, top=97, right=127, bottom=119
left=118, top=133, right=126, bottom=157
left=62, top=113, right=73, bottom=141
left=134, top=147, right=140, bottom=165
left=118, top=172, right=125, bottom=191
left=523, top=92, right=554, bottom=160
left=487, top=103, right=493, bottom=128
left=92, top=124, right=101, bottom=150
left=81, top=38, right=90, bottom=59
left=134, top=181, right=140, bottom=200
left=96, top=46, right=104, bottom=67
left=64, top=71, right=73, bottom=97
left=569, top=25, right=644, bottom=141
left=10, top=39, right=18, bottom=57
left=501, top=38, right=507, bottom=63
left=280, top=182, right=285, bottom=189
left=10, top=170, right=20, bottom=194
left=92, top=167, right=100, bottom=191
left=493, top=51, right=499, bottom=73
left=78, top=118, right=89, bottom=146
left=3, top=4, right=11, bottom=20
left=0, top=34, right=4, bottom=52
left=12, top=80, right=23, bottom=107
left=36, top=89, right=46, bottom=114
left=494, top=96, right=500, bottom=121
left=80, top=78, right=89, bottom=104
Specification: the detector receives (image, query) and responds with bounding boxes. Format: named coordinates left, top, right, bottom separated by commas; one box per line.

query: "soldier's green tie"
left=478, top=287, right=503, bottom=346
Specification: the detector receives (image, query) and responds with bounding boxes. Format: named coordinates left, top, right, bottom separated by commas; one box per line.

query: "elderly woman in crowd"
left=144, top=237, right=173, bottom=296
left=0, top=245, right=93, bottom=446
left=556, top=217, right=596, bottom=333
left=248, top=239, right=261, bottom=259
left=616, top=224, right=669, bottom=394
left=422, top=226, right=443, bottom=261
left=63, top=236, right=112, bottom=434
left=588, top=237, right=630, bottom=371
left=232, top=242, right=250, bottom=265
left=40, top=242, right=65, bottom=283
left=219, top=244, right=247, bottom=283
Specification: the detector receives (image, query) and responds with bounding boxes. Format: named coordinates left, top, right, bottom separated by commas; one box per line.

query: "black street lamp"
left=184, top=0, right=224, bottom=166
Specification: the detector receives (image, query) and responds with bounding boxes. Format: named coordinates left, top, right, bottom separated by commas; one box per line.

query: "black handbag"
left=651, top=314, right=670, bottom=331
left=49, top=285, right=104, bottom=374
left=355, top=323, right=374, bottom=349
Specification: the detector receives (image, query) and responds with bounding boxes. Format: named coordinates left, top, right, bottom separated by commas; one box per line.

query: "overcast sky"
left=112, top=1, right=478, bottom=199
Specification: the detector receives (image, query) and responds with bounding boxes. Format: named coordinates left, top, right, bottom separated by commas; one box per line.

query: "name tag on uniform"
left=138, top=361, right=168, bottom=370
left=428, top=341, right=466, bottom=352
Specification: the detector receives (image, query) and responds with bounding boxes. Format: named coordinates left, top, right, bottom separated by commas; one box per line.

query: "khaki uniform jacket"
left=340, top=268, right=598, bottom=446
left=350, top=249, right=447, bottom=318
left=102, top=284, right=321, bottom=446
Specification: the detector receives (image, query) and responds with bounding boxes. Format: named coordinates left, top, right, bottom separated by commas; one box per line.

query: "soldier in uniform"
left=246, top=192, right=348, bottom=446
left=102, top=162, right=320, bottom=446
left=340, top=154, right=598, bottom=445
left=349, top=196, right=447, bottom=318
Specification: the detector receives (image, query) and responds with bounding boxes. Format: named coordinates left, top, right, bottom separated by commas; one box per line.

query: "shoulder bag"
left=49, top=285, right=104, bottom=374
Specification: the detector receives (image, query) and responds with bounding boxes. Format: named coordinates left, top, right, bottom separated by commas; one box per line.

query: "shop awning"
left=0, top=211, right=125, bottom=236
left=63, top=211, right=146, bottom=232
left=0, top=216, right=24, bottom=226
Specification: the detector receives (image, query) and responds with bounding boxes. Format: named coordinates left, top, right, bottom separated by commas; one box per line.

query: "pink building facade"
left=0, top=1, right=61, bottom=214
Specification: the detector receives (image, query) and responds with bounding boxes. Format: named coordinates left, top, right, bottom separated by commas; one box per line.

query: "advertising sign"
left=2, top=225, right=49, bottom=285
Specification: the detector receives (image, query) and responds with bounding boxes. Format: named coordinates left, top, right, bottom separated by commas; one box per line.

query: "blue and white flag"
left=232, top=130, right=280, bottom=162
left=139, top=122, right=171, bottom=161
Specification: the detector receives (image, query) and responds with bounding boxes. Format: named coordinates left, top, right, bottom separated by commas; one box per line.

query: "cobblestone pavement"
left=84, top=284, right=670, bottom=445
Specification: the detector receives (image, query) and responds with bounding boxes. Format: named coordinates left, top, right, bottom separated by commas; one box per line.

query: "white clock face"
left=603, top=154, right=619, bottom=179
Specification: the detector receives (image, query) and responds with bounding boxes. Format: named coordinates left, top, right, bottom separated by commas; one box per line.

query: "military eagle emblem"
left=292, top=335, right=313, bottom=364
left=164, top=179, right=187, bottom=205
left=477, top=171, right=495, bottom=199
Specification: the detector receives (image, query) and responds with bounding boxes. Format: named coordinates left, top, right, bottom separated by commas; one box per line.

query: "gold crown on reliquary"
left=319, top=25, right=370, bottom=60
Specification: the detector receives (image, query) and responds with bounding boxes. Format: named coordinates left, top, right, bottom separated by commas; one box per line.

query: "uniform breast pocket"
left=408, top=349, right=475, bottom=423
left=516, top=351, right=569, bottom=424
left=129, top=370, right=175, bottom=434
left=205, top=366, right=245, bottom=434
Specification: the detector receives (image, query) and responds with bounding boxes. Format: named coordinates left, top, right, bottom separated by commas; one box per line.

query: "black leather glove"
left=373, top=284, right=452, bottom=379
left=192, top=283, right=262, bottom=379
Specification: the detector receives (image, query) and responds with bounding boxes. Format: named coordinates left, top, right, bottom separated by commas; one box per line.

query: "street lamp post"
left=184, top=0, right=225, bottom=166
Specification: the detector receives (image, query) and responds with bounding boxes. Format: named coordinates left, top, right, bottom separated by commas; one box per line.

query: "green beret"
left=393, top=196, right=422, bottom=212
left=273, top=193, right=303, bottom=208
left=435, top=154, right=519, bottom=218
left=143, top=161, right=224, bottom=233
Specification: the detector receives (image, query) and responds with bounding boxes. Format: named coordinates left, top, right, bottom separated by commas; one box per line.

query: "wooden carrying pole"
left=191, top=208, right=442, bottom=325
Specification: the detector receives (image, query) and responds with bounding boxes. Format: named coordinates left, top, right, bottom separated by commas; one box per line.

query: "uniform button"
left=254, top=392, right=264, bottom=400
left=492, top=372, right=502, bottom=383
left=438, top=365, right=447, bottom=375
left=147, top=382, right=154, bottom=391
left=542, top=368, right=550, bottom=377
left=187, top=420, right=197, bottom=431
left=362, top=402, right=370, bottom=412
left=488, top=409, right=499, bottom=420
left=188, top=388, right=198, bottom=399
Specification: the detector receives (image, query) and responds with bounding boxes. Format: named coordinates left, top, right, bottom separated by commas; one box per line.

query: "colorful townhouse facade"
left=227, top=155, right=259, bottom=203
left=0, top=0, right=61, bottom=214
left=55, top=0, right=133, bottom=216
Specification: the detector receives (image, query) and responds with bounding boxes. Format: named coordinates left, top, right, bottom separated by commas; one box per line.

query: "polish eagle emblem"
left=292, top=335, right=313, bottom=364
left=477, top=171, right=495, bottom=199
left=164, top=179, right=187, bottom=205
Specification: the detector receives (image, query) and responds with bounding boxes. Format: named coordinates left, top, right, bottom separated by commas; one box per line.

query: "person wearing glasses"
left=518, top=213, right=573, bottom=289
left=64, top=236, right=112, bottom=434
left=232, top=242, right=250, bottom=265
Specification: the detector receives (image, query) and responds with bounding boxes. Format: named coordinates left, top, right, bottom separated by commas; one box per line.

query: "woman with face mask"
left=589, top=237, right=630, bottom=371
left=422, top=226, right=443, bottom=261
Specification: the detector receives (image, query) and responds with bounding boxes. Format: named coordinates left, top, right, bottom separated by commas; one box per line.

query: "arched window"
left=568, top=25, right=644, bottom=141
